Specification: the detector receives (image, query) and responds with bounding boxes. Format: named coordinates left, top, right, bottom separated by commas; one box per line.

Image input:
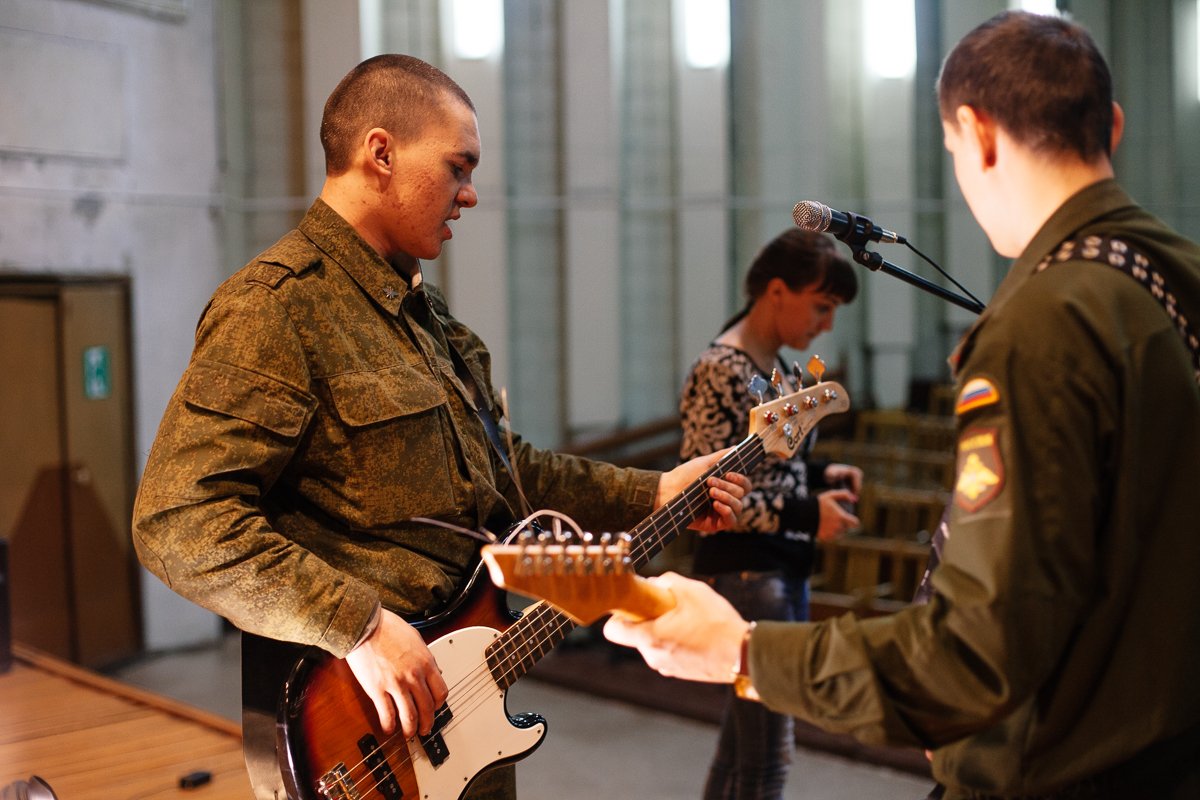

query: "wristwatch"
left=732, top=621, right=760, bottom=701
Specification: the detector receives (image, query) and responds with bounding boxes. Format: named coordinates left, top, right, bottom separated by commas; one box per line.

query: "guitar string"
left=337, top=447, right=767, bottom=800
left=336, top=480, right=724, bottom=799
left=336, top=427, right=786, bottom=797
left=336, top=434, right=774, bottom=799
left=342, top=605, right=577, bottom=798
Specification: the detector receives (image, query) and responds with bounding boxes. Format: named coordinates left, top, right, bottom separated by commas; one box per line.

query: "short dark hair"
left=937, top=10, right=1113, bottom=161
left=721, top=229, right=857, bottom=332
left=744, top=229, right=858, bottom=302
left=320, top=54, right=476, bottom=175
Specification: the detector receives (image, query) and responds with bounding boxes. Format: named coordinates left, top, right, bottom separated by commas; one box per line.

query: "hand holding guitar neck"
left=483, top=538, right=758, bottom=700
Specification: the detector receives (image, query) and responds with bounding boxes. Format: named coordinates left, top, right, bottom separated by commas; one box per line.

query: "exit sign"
left=83, top=345, right=111, bottom=399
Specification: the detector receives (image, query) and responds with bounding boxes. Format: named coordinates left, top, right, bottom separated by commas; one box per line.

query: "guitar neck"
left=625, top=432, right=765, bottom=570
left=485, top=433, right=766, bottom=689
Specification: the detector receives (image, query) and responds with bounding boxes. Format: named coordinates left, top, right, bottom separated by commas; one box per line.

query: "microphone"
left=792, top=200, right=906, bottom=245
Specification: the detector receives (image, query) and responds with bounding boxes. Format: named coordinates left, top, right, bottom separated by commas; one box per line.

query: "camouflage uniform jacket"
left=745, top=180, right=1200, bottom=797
left=133, top=199, right=659, bottom=657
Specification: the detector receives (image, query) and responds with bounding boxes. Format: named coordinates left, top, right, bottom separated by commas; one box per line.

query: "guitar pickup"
left=418, top=703, right=454, bottom=768
left=357, top=735, right=402, bottom=800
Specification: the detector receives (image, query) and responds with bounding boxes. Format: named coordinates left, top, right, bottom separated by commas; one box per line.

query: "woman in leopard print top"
left=680, top=228, right=861, bottom=800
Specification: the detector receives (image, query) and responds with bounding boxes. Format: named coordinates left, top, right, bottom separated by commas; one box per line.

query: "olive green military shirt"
left=133, top=199, right=659, bottom=657
left=746, top=180, right=1200, bottom=797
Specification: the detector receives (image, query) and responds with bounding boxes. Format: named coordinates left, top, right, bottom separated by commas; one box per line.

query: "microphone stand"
left=828, top=212, right=985, bottom=315
left=848, top=245, right=985, bottom=315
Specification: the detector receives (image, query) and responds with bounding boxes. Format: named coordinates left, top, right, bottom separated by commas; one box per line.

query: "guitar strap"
left=442, top=334, right=534, bottom=519
left=1037, top=235, right=1200, bottom=384
left=916, top=236, right=1200, bottom=601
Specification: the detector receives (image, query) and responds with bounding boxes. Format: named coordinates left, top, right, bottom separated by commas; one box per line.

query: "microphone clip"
left=835, top=211, right=894, bottom=249
left=847, top=243, right=885, bottom=272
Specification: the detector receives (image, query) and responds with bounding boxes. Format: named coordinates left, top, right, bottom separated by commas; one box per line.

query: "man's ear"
left=1110, top=101, right=1125, bottom=156
left=955, top=104, right=997, bottom=169
left=364, top=127, right=393, bottom=175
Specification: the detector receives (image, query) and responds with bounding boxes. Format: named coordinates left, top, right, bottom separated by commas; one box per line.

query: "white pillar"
left=562, top=0, right=622, bottom=429
left=674, top=0, right=731, bottom=382
left=300, top=0, right=363, bottom=197
left=438, top=0, right=510, bottom=390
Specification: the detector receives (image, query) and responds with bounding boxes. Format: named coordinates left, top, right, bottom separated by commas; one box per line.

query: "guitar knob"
left=762, top=410, right=779, bottom=424
left=783, top=403, right=798, bottom=417
left=823, top=388, right=839, bottom=402
left=805, top=396, right=819, bottom=409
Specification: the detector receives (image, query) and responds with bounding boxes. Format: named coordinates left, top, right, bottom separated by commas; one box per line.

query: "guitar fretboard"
left=484, top=433, right=766, bottom=689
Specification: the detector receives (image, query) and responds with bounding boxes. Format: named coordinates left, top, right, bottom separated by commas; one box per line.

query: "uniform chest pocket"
left=327, top=363, right=445, bottom=425
left=323, top=364, right=458, bottom=521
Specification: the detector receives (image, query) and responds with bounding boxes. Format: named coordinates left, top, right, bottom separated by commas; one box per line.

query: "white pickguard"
left=408, top=626, right=546, bottom=800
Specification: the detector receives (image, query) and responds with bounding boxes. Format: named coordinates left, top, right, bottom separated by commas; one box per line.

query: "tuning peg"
left=806, top=354, right=826, bottom=384
left=792, top=361, right=805, bottom=388
left=770, top=368, right=784, bottom=397
left=747, top=374, right=770, bottom=404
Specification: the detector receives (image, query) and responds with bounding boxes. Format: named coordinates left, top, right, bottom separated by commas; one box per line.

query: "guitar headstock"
left=481, top=537, right=674, bottom=625
left=749, top=378, right=849, bottom=458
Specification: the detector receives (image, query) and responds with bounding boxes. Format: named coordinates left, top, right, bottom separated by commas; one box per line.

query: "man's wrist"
left=350, top=604, right=382, bottom=652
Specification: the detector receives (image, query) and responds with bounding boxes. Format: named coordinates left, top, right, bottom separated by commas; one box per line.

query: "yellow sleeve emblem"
left=955, top=427, right=1004, bottom=512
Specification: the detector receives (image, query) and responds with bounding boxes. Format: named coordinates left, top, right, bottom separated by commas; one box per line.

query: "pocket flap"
left=327, top=364, right=445, bottom=427
left=182, top=359, right=316, bottom=437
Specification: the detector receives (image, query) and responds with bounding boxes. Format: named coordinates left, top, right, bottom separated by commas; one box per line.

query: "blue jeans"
left=701, top=571, right=809, bottom=800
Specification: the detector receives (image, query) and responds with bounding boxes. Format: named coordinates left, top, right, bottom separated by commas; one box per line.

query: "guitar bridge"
left=316, top=762, right=361, bottom=800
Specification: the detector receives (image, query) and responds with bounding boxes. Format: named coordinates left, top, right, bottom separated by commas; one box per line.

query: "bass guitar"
left=242, top=371, right=849, bottom=800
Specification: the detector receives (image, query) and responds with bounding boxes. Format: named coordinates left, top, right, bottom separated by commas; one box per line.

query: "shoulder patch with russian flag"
left=956, top=377, right=1000, bottom=415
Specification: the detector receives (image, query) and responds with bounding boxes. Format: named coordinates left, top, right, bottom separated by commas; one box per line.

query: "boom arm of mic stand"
left=850, top=246, right=985, bottom=315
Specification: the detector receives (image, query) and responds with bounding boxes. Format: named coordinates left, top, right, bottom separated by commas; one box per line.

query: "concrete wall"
left=0, top=0, right=227, bottom=649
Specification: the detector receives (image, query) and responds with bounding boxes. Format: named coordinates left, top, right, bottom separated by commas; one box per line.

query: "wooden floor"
left=0, top=643, right=253, bottom=799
